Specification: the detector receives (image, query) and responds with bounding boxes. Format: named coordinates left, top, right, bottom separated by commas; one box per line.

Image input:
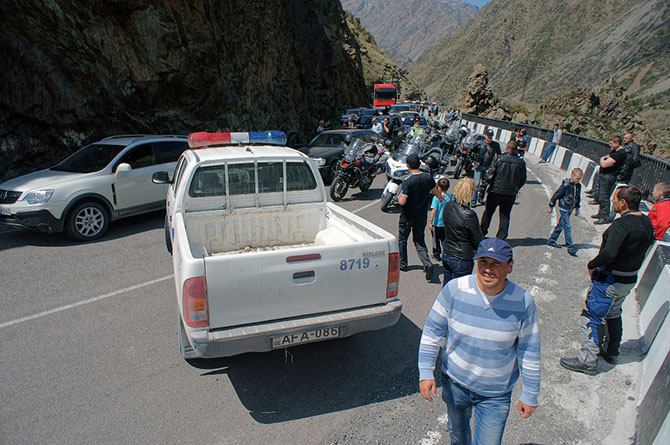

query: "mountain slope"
left=410, top=0, right=668, bottom=104
left=345, top=12, right=426, bottom=101
left=342, top=0, right=477, bottom=65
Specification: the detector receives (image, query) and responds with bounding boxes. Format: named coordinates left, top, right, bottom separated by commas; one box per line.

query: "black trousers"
left=480, top=192, right=516, bottom=240
left=598, top=174, right=616, bottom=220
left=398, top=214, right=431, bottom=269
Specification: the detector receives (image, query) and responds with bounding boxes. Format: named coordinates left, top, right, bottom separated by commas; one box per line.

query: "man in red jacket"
left=650, top=182, right=670, bottom=240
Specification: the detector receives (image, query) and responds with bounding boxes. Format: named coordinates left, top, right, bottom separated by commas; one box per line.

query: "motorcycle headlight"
left=311, top=157, right=326, bottom=167
left=22, top=189, right=54, bottom=204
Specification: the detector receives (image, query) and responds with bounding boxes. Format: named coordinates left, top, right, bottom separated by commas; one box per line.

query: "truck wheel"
left=164, top=215, right=172, bottom=255
left=453, top=159, right=464, bottom=179
left=330, top=175, right=348, bottom=201
left=65, top=201, right=109, bottom=241
left=178, top=316, right=199, bottom=360
left=380, top=192, right=395, bottom=213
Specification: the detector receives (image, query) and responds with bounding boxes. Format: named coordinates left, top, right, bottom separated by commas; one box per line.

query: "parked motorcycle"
left=330, top=138, right=385, bottom=201
left=452, top=132, right=488, bottom=179
left=379, top=135, right=432, bottom=213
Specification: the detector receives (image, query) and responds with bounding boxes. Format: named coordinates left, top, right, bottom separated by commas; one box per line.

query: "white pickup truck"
left=155, top=131, right=402, bottom=359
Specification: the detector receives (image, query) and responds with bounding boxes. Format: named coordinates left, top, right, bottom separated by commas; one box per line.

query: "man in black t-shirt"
left=398, top=154, right=442, bottom=281
left=594, top=136, right=627, bottom=224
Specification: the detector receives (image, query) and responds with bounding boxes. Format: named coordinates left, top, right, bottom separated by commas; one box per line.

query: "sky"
left=463, top=0, right=491, bottom=7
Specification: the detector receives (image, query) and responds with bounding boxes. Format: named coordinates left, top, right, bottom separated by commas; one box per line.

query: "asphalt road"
left=0, top=154, right=641, bottom=444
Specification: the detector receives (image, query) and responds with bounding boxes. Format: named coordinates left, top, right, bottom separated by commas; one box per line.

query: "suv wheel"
left=65, top=201, right=109, bottom=241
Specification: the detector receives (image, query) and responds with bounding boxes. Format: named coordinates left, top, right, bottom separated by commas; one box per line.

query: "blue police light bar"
left=188, top=131, right=287, bottom=148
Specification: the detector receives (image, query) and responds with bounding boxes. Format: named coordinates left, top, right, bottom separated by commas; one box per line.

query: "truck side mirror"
left=152, top=171, right=170, bottom=184
left=115, top=163, right=132, bottom=179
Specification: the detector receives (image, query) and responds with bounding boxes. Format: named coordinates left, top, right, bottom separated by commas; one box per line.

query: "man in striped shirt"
left=418, top=238, right=541, bottom=444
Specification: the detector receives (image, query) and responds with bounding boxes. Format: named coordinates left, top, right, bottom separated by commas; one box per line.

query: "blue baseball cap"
left=474, top=238, right=513, bottom=262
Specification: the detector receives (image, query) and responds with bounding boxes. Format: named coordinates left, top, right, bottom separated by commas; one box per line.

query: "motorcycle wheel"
left=330, top=175, right=349, bottom=202
left=453, top=159, right=464, bottom=179
left=380, top=192, right=395, bottom=213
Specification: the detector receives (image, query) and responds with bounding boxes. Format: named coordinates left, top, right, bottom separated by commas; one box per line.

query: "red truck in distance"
left=373, top=84, right=397, bottom=108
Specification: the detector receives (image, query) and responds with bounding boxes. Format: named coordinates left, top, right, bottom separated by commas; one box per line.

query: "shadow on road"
left=0, top=210, right=164, bottom=251
left=187, top=315, right=422, bottom=424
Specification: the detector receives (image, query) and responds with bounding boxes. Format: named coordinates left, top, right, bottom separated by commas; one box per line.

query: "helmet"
left=425, top=155, right=439, bottom=169
left=485, top=128, right=494, bottom=137
left=344, top=134, right=352, bottom=145
left=459, top=126, right=469, bottom=137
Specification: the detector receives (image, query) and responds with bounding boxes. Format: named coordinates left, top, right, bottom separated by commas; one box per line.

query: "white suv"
left=0, top=134, right=188, bottom=241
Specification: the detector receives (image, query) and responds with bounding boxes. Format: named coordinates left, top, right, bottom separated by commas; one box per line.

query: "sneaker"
left=538, top=160, right=546, bottom=163
left=559, top=357, right=597, bottom=375
left=594, top=219, right=609, bottom=225
left=547, top=240, right=561, bottom=248
left=399, top=265, right=408, bottom=272
left=425, top=264, right=434, bottom=282
left=567, top=249, right=578, bottom=257
left=590, top=214, right=600, bottom=219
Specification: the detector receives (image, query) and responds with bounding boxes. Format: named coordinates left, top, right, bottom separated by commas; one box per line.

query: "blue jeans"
left=441, top=254, right=474, bottom=286
left=471, top=166, right=487, bottom=205
left=441, top=374, right=511, bottom=445
left=541, top=142, right=557, bottom=161
left=548, top=208, right=574, bottom=249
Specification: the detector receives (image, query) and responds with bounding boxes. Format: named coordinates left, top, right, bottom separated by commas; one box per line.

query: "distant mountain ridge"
left=341, top=0, right=478, bottom=65
left=410, top=0, right=668, bottom=104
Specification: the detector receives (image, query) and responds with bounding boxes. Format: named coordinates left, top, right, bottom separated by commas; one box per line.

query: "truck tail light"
left=387, top=253, right=399, bottom=298
left=183, top=276, right=209, bottom=327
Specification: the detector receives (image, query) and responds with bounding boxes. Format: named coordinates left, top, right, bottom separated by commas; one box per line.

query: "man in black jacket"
left=479, top=140, right=527, bottom=240
left=616, top=132, right=641, bottom=184
left=560, top=186, right=654, bottom=375
left=594, top=136, right=626, bottom=224
left=471, top=128, right=501, bottom=207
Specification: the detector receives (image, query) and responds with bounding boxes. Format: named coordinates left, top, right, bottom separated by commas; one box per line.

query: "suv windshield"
left=52, top=143, right=126, bottom=173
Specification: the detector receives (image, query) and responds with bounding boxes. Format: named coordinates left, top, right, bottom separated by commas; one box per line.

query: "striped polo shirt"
left=418, top=274, right=541, bottom=406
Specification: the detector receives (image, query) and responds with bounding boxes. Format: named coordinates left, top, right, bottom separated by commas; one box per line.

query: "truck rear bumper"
left=187, top=299, right=402, bottom=358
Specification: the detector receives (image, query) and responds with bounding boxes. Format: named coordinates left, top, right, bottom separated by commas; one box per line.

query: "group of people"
left=397, top=127, right=670, bottom=443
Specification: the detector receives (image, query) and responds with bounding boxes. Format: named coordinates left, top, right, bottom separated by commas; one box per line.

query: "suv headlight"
left=22, top=189, right=54, bottom=204
left=311, top=157, right=326, bottom=167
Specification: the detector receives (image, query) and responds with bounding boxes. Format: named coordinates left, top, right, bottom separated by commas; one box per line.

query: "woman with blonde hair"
left=441, top=177, right=484, bottom=286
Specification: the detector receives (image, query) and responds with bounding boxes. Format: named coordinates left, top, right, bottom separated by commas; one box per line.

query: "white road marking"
left=352, top=199, right=381, bottom=214
left=0, top=275, right=173, bottom=329
left=527, top=166, right=557, bottom=227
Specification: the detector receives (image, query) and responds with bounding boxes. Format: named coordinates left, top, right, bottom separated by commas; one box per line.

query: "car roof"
left=186, top=144, right=308, bottom=163
left=96, top=134, right=187, bottom=146
left=316, top=129, right=373, bottom=135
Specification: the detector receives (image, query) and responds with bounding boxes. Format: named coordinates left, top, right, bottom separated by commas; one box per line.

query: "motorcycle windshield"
left=342, top=139, right=366, bottom=162
left=393, top=143, right=420, bottom=163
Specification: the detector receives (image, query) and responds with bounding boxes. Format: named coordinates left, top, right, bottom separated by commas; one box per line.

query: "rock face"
left=0, top=0, right=369, bottom=181
left=460, top=65, right=511, bottom=120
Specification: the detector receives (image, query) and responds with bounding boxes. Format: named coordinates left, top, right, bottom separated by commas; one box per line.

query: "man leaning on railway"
left=418, top=238, right=540, bottom=444
left=560, top=186, right=654, bottom=375
left=616, top=132, right=642, bottom=184
left=593, top=135, right=626, bottom=224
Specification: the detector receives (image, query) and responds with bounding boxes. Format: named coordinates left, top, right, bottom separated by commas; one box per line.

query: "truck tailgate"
left=204, top=240, right=392, bottom=329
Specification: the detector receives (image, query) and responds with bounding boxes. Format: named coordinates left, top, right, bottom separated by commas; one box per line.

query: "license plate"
left=0, top=206, right=10, bottom=216
left=271, top=326, right=342, bottom=348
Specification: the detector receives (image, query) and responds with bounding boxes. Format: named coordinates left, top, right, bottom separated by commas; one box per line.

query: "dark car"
left=299, top=129, right=376, bottom=184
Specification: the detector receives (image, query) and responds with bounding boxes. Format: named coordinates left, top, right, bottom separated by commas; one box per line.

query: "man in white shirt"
left=371, top=117, right=382, bottom=134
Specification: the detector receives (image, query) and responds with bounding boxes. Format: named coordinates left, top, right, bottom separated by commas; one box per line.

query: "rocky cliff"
left=341, top=0, right=477, bottom=66
left=0, top=0, right=369, bottom=181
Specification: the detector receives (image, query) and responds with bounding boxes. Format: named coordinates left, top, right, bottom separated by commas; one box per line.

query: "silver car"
left=0, top=134, right=188, bottom=241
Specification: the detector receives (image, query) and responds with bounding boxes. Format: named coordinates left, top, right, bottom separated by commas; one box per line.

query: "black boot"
left=605, top=316, right=623, bottom=356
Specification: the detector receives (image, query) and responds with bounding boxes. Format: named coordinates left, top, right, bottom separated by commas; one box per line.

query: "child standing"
left=429, top=177, right=454, bottom=260
left=649, top=182, right=670, bottom=240
left=547, top=168, right=583, bottom=256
